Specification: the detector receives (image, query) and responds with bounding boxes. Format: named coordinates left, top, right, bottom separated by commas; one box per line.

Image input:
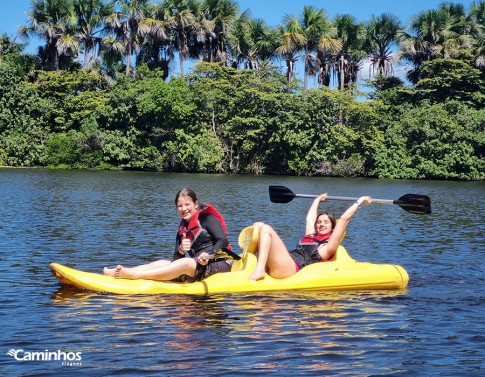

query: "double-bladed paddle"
left=269, top=185, right=431, bottom=215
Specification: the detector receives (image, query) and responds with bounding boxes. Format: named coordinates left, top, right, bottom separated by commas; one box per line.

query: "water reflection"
left=49, top=285, right=411, bottom=374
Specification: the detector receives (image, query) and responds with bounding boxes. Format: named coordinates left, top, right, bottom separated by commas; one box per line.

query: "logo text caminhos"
left=7, top=349, right=82, bottom=363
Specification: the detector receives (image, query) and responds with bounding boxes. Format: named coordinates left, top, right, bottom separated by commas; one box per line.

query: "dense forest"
left=0, top=0, right=484, bottom=180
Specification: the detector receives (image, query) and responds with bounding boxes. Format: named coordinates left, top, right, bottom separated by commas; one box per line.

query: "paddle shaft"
left=294, top=193, right=395, bottom=205
left=268, top=185, right=431, bottom=214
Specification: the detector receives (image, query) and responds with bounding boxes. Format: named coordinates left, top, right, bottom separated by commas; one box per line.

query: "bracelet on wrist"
left=354, top=201, right=361, bottom=208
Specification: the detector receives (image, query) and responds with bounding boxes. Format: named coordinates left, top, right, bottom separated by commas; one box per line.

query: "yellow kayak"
left=50, top=226, right=409, bottom=295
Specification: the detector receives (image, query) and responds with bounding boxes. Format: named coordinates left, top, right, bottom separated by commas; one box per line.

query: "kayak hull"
left=50, top=226, right=409, bottom=295
left=50, top=254, right=408, bottom=295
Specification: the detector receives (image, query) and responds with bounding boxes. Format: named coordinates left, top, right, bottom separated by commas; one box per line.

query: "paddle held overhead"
left=268, top=185, right=431, bottom=215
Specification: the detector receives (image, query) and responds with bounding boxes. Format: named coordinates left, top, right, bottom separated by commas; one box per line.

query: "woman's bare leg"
left=249, top=222, right=297, bottom=280
left=115, top=258, right=198, bottom=281
left=103, top=259, right=171, bottom=276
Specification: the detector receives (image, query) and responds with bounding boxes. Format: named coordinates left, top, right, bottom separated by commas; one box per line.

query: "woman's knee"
left=171, top=257, right=196, bottom=270
left=252, top=221, right=266, bottom=229
left=259, top=223, right=275, bottom=237
left=182, top=258, right=197, bottom=268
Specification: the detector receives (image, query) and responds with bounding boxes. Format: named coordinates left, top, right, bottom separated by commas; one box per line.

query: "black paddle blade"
left=269, top=185, right=295, bottom=203
left=395, top=194, right=431, bottom=214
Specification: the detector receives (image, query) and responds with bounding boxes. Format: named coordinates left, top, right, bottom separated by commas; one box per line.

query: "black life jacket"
left=289, top=233, right=331, bottom=269
left=177, top=203, right=232, bottom=259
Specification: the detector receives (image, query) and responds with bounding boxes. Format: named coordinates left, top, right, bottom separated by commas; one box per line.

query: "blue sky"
left=236, top=0, right=476, bottom=25
left=0, top=0, right=477, bottom=85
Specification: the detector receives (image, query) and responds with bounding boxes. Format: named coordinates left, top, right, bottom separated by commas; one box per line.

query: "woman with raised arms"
left=249, top=194, right=372, bottom=280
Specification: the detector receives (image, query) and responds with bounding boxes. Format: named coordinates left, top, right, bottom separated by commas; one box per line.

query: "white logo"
left=6, top=349, right=82, bottom=366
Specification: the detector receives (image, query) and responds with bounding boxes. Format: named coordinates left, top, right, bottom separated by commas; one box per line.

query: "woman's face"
left=176, top=195, right=199, bottom=221
left=315, top=214, right=333, bottom=235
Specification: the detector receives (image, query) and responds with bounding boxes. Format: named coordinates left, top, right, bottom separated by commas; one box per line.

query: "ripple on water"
left=1, top=170, right=484, bottom=376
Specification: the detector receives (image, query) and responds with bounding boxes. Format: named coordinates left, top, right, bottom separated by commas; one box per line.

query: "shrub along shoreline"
left=0, top=61, right=484, bottom=181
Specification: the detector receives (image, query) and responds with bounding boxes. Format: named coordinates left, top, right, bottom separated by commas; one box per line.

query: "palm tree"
left=365, top=13, right=402, bottom=77
left=297, top=6, right=336, bottom=90
left=470, top=0, right=485, bottom=25
left=435, top=3, right=473, bottom=58
left=104, top=0, right=151, bottom=76
left=188, top=0, right=217, bottom=66
left=18, top=0, right=79, bottom=71
left=275, top=17, right=304, bottom=88
left=469, top=0, right=485, bottom=67
left=333, top=14, right=367, bottom=90
left=159, top=0, right=201, bottom=78
left=228, top=16, right=277, bottom=70
left=315, top=20, right=341, bottom=88
left=136, top=2, right=173, bottom=78
left=398, top=5, right=472, bottom=83
left=73, top=0, right=114, bottom=69
left=200, top=0, right=238, bottom=64
left=97, top=35, right=125, bottom=78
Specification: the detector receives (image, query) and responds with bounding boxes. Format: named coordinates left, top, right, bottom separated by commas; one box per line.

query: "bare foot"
left=103, top=267, right=117, bottom=277
left=248, top=270, right=266, bottom=281
left=114, top=265, right=135, bottom=279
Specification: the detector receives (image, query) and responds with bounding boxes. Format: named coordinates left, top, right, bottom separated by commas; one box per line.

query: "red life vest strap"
left=178, top=203, right=232, bottom=250
left=299, top=232, right=331, bottom=244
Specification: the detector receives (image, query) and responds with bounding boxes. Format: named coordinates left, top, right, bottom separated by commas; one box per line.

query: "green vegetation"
left=0, top=0, right=484, bottom=180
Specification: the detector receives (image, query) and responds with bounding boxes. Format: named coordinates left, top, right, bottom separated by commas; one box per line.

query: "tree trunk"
left=304, top=51, right=309, bottom=91
left=126, top=43, right=132, bottom=76
left=339, top=55, right=345, bottom=90
left=49, top=39, right=59, bottom=71
left=286, top=59, right=294, bottom=90
left=179, top=51, right=185, bottom=78
left=83, top=49, right=90, bottom=69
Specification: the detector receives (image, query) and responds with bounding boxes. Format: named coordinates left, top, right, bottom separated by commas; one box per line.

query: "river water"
left=0, top=168, right=484, bottom=376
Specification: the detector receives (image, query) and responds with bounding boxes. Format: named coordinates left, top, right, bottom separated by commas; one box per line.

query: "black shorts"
left=179, top=259, right=232, bottom=283
left=198, top=259, right=232, bottom=280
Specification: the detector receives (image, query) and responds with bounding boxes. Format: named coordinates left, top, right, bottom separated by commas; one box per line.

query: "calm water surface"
left=0, top=168, right=484, bottom=376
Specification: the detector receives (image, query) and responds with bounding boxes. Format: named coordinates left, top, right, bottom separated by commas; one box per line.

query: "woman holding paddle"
left=249, top=193, right=372, bottom=281
left=103, top=187, right=236, bottom=282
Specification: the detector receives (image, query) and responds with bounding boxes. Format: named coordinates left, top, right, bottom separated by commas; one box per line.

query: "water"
left=0, top=168, right=484, bottom=376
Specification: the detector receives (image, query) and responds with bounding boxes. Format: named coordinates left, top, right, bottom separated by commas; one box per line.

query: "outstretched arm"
left=305, top=194, right=328, bottom=235
left=325, top=196, right=372, bottom=256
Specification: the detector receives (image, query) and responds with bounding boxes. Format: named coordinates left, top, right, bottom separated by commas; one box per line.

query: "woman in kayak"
left=103, top=187, right=235, bottom=281
left=249, top=194, right=372, bottom=280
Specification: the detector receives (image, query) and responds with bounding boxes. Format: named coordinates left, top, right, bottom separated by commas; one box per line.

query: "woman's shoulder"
left=199, top=212, right=219, bottom=224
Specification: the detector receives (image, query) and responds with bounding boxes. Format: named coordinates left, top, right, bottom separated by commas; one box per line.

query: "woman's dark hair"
left=315, top=212, right=336, bottom=232
left=174, top=187, right=198, bottom=205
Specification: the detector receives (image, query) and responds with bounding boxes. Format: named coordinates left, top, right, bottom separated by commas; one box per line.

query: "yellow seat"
left=231, top=226, right=259, bottom=272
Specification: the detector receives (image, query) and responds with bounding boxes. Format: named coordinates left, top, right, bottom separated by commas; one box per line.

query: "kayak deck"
left=50, top=226, right=409, bottom=295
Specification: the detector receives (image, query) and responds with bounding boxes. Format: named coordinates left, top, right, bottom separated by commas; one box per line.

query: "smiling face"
left=315, top=213, right=334, bottom=235
left=176, top=195, right=199, bottom=222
